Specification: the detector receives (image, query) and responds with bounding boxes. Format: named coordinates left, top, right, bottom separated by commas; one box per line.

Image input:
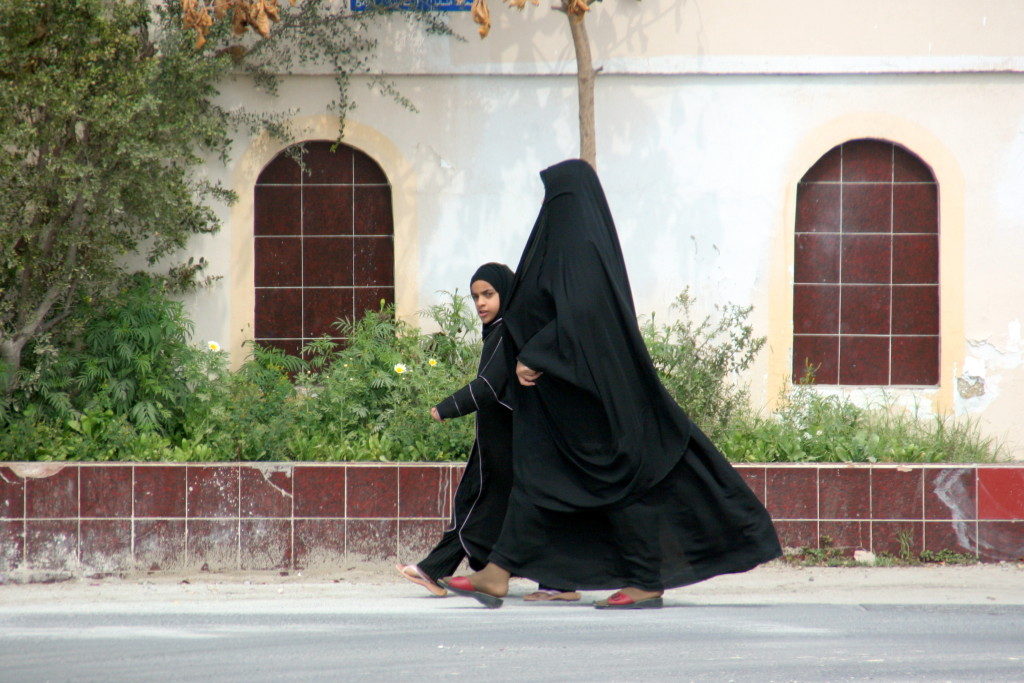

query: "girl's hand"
left=516, top=361, right=543, bottom=386
left=430, top=406, right=444, bottom=423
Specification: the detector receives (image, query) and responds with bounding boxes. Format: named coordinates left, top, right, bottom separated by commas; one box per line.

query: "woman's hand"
left=430, top=406, right=444, bottom=423
left=516, top=361, right=543, bottom=386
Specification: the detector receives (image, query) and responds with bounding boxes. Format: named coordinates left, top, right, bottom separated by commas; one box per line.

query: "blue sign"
left=351, top=0, right=471, bottom=10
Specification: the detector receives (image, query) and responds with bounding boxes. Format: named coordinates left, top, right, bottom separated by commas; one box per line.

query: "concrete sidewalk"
left=2, top=562, right=1023, bottom=612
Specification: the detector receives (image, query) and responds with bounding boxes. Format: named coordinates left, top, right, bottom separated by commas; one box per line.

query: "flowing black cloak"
left=431, top=264, right=515, bottom=565
left=491, top=160, right=781, bottom=590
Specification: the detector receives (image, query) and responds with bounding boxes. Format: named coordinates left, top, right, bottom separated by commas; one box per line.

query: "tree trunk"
left=0, top=338, right=25, bottom=397
left=565, top=5, right=597, bottom=169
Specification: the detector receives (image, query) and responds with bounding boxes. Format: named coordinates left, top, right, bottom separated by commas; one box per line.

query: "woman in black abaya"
left=441, top=160, right=781, bottom=609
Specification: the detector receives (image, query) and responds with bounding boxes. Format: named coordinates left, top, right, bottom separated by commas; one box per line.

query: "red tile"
left=187, top=520, right=238, bottom=570
left=841, top=234, right=891, bottom=284
left=793, top=285, right=839, bottom=335
left=801, top=146, right=841, bottom=183
left=134, top=466, right=186, bottom=518
left=893, top=146, right=934, bottom=183
left=304, top=288, right=353, bottom=338
left=348, top=466, right=398, bottom=518
left=354, top=152, right=388, bottom=185
left=892, top=235, right=938, bottom=284
left=978, top=468, right=1024, bottom=520
left=0, top=521, right=24, bottom=570
left=792, top=335, right=839, bottom=384
left=839, top=336, right=889, bottom=385
left=255, top=288, right=302, bottom=339
left=796, top=183, right=841, bottom=234
left=925, top=468, right=976, bottom=520
left=772, top=520, right=819, bottom=550
left=80, top=466, right=132, bottom=518
left=294, top=466, right=346, bottom=517
left=449, top=466, right=466, bottom=514
left=353, top=237, right=394, bottom=286
left=892, top=286, right=939, bottom=335
left=840, top=285, right=890, bottom=335
left=842, top=140, right=893, bottom=182
left=765, top=467, right=817, bottom=519
left=26, top=467, right=78, bottom=519
left=734, top=467, right=766, bottom=506
left=354, top=186, right=394, bottom=236
left=893, top=185, right=938, bottom=234
left=80, top=520, right=132, bottom=571
left=187, top=466, right=239, bottom=518
left=25, top=520, right=77, bottom=570
left=134, top=520, right=185, bottom=570
left=240, top=467, right=293, bottom=518
left=254, top=186, right=301, bottom=236
left=304, top=237, right=354, bottom=286
left=819, top=468, right=870, bottom=519
left=304, top=185, right=353, bottom=236
left=872, top=467, right=923, bottom=519
left=977, top=521, right=1024, bottom=562
left=257, top=151, right=301, bottom=184
left=255, top=237, right=302, bottom=287
left=872, top=521, right=923, bottom=557
left=294, top=519, right=346, bottom=569
left=301, top=141, right=353, bottom=184
left=259, top=339, right=304, bottom=358
left=842, top=184, right=891, bottom=234
left=240, top=519, right=291, bottom=570
left=891, top=336, right=940, bottom=386
left=399, top=467, right=450, bottom=518
left=347, top=519, right=397, bottom=562
left=924, top=520, right=976, bottom=556
left=0, top=467, right=25, bottom=520
left=399, top=519, right=447, bottom=561
left=794, top=234, right=840, bottom=284
left=820, top=520, right=870, bottom=556
left=354, top=287, right=394, bottom=318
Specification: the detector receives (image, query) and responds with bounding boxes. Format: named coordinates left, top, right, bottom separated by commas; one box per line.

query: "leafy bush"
left=0, top=282, right=1005, bottom=464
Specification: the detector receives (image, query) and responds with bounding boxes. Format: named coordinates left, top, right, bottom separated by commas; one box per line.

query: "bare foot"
left=616, top=587, right=663, bottom=601
left=466, top=563, right=511, bottom=597
left=523, top=589, right=581, bottom=602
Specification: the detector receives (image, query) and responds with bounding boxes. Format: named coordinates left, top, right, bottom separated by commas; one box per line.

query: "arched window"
left=253, top=141, right=394, bottom=355
left=793, top=139, right=939, bottom=386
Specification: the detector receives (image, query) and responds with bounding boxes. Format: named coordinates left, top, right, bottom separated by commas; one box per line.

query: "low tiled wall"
left=1, top=463, right=1022, bottom=574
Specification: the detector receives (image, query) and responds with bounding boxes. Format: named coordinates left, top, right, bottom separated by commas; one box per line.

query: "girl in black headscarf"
left=441, top=160, right=781, bottom=609
left=397, top=263, right=579, bottom=602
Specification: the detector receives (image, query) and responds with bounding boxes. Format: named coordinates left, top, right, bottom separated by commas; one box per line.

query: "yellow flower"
left=428, top=358, right=438, bottom=367
left=207, top=341, right=221, bottom=352
left=394, top=363, right=407, bottom=374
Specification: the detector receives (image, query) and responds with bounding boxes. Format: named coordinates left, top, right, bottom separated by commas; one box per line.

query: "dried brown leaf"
left=472, top=0, right=491, bottom=38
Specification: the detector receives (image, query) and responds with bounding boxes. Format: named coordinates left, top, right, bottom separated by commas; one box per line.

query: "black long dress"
left=415, top=265, right=517, bottom=582
left=489, top=159, right=782, bottom=591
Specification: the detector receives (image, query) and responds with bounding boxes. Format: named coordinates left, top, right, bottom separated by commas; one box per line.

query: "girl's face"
left=471, top=279, right=500, bottom=325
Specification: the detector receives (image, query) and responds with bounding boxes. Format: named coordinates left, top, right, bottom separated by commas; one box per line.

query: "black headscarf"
left=503, top=159, right=694, bottom=511
left=471, top=262, right=514, bottom=339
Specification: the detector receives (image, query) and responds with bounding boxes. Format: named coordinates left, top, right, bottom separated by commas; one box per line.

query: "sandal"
left=593, top=591, right=663, bottom=610
left=395, top=564, right=448, bottom=597
left=523, top=589, right=582, bottom=602
left=438, top=576, right=504, bottom=609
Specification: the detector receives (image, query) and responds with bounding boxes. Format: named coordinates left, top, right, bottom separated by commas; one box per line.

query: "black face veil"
left=503, top=159, right=694, bottom=511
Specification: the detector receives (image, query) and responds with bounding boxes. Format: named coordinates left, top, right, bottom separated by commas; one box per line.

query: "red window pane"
left=253, top=141, right=394, bottom=355
left=793, top=140, right=938, bottom=386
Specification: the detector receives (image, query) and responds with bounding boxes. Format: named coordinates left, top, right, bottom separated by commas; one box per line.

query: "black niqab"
left=503, top=159, right=692, bottom=511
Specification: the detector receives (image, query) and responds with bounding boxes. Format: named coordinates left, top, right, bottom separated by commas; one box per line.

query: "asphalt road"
left=2, top=565, right=1024, bottom=681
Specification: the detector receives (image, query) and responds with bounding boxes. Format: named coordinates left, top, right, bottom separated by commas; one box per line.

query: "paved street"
left=2, top=565, right=1023, bottom=681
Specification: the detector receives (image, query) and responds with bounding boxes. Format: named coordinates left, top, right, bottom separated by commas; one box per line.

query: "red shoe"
left=594, top=591, right=663, bottom=609
left=438, top=576, right=504, bottom=609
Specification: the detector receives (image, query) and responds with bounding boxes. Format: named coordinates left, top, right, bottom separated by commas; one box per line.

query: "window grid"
left=793, top=139, right=939, bottom=386
left=253, top=142, right=395, bottom=356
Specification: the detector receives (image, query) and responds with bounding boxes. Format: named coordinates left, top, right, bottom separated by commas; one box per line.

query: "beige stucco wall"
left=180, top=1, right=1024, bottom=457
